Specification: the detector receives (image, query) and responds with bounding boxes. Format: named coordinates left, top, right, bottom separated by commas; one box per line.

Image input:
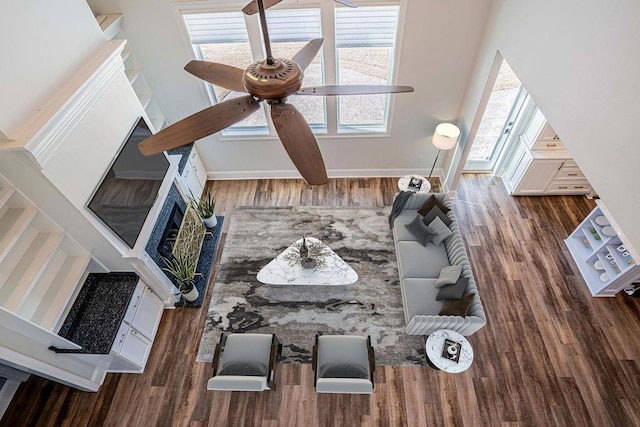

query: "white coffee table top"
left=398, top=174, right=432, bottom=193
left=257, top=237, right=358, bottom=286
left=425, top=329, right=474, bottom=373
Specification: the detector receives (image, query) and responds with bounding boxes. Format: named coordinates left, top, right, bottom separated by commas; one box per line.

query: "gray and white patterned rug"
left=196, top=206, right=428, bottom=366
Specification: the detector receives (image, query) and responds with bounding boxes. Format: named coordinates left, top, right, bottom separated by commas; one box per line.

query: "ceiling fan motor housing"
left=243, top=58, right=303, bottom=100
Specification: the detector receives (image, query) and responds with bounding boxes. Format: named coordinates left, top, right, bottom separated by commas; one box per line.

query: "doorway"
left=464, top=59, right=525, bottom=172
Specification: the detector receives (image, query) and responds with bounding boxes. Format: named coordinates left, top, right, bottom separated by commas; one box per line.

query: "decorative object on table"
left=191, top=188, right=217, bottom=228
left=161, top=254, right=201, bottom=302
left=408, top=177, right=423, bottom=190
left=428, top=123, right=460, bottom=180
left=283, top=236, right=329, bottom=269
left=197, top=206, right=429, bottom=366
left=441, top=338, right=462, bottom=363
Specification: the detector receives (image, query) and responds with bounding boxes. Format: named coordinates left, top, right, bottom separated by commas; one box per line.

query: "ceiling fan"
left=139, top=0, right=414, bottom=185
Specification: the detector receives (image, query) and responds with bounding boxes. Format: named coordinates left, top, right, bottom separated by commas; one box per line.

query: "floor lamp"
left=428, top=123, right=461, bottom=181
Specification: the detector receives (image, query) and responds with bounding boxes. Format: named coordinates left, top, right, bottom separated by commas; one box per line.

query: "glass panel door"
left=465, top=60, right=524, bottom=172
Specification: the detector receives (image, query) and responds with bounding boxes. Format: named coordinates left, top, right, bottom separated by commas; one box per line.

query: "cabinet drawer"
left=546, top=181, right=591, bottom=193
left=555, top=168, right=585, bottom=179
left=562, top=159, right=578, bottom=168
left=130, top=287, right=164, bottom=341
left=532, top=140, right=565, bottom=151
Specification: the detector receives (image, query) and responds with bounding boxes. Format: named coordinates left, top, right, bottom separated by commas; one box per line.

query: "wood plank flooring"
left=4, top=175, right=640, bottom=426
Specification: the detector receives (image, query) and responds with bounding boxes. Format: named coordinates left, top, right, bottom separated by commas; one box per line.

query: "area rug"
left=196, top=206, right=428, bottom=366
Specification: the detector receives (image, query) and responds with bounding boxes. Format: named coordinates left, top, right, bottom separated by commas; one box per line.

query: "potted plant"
left=161, top=255, right=201, bottom=302
left=191, top=189, right=217, bottom=228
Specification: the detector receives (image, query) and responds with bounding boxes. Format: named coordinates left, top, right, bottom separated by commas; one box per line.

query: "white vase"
left=182, top=286, right=199, bottom=302
left=203, top=215, right=217, bottom=228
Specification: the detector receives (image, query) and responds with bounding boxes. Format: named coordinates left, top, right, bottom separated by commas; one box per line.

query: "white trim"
left=207, top=167, right=446, bottom=181
left=0, top=130, right=12, bottom=143
left=0, top=380, right=21, bottom=419
left=4, top=41, right=127, bottom=168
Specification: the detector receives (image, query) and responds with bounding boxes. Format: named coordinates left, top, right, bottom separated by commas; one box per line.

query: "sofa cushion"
left=396, top=241, right=450, bottom=278
left=319, top=363, right=368, bottom=379
left=417, top=195, right=451, bottom=216
left=404, top=214, right=440, bottom=246
left=439, top=292, right=476, bottom=316
left=402, top=278, right=445, bottom=317
left=436, top=275, right=469, bottom=300
left=435, top=265, right=463, bottom=287
left=393, top=210, right=422, bottom=241
left=218, top=361, right=267, bottom=377
left=425, top=217, right=453, bottom=246
left=422, top=205, right=453, bottom=228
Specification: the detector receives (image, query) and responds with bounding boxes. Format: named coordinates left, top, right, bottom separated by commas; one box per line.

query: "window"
left=180, top=2, right=401, bottom=137
left=335, top=5, right=399, bottom=131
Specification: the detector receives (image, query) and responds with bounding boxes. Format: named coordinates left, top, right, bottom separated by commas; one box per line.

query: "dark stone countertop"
left=57, top=272, right=139, bottom=354
left=167, top=144, right=193, bottom=175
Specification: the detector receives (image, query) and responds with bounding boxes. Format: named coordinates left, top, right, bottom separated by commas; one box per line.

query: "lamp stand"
left=428, top=149, right=442, bottom=181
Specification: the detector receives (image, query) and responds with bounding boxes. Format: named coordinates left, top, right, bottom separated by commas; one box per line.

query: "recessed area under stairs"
left=0, top=174, right=90, bottom=332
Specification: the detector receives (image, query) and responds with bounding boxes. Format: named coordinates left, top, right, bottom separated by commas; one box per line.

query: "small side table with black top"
left=425, top=329, right=474, bottom=373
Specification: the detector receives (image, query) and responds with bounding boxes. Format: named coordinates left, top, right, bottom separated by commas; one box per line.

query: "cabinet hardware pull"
left=547, top=143, right=557, bottom=147
left=575, top=186, right=584, bottom=189
left=568, top=173, right=578, bottom=176
left=559, top=186, right=568, bottom=189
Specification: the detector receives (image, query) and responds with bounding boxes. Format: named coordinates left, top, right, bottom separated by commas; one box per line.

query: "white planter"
left=203, top=215, right=217, bottom=228
left=182, top=286, right=199, bottom=302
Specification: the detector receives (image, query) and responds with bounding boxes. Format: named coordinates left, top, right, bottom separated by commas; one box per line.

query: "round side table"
left=425, top=329, right=473, bottom=373
left=398, top=174, right=431, bottom=193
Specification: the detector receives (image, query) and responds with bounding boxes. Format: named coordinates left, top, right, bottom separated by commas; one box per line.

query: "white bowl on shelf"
left=594, top=216, right=609, bottom=226
left=594, top=260, right=605, bottom=270
left=601, top=226, right=616, bottom=237
left=600, top=272, right=610, bottom=282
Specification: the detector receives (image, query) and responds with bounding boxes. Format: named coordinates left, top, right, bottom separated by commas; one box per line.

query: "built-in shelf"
left=565, top=201, right=640, bottom=296
left=95, top=14, right=166, bottom=134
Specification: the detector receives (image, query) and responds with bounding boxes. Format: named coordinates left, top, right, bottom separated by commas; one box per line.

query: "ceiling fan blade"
left=139, top=95, right=260, bottom=155
left=291, top=38, right=324, bottom=72
left=297, top=85, right=414, bottom=96
left=242, top=0, right=282, bottom=15
left=270, top=103, right=328, bottom=185
left=184, top=61, right=246, bottom=93
left=335, top=0, right=357, bottom=7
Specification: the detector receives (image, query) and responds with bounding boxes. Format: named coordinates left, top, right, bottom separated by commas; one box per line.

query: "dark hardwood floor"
left=4, top=175, right=640, bottom=426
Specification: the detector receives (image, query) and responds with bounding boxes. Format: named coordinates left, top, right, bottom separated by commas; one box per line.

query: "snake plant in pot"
left=161, top=254, right=201, bottom=302
left=191, top=189, right=217, bottom=228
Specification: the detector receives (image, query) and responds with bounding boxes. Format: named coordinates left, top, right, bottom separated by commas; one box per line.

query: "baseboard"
left=207, top=168, right=447, bottom=182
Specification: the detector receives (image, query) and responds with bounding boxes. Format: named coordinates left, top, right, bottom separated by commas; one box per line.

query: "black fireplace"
left=157, top=203, right=184, bottom=260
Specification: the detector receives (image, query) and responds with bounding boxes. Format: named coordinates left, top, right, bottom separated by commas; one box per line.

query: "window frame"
left=172, top=0, right=404, bottom=140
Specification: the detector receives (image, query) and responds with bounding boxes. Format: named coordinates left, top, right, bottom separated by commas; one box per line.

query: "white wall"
left=455, top=0, right=640, bottom=251
left=0, top=1, right=105, bottom=135
left=86, top=0, right=492, bottom=177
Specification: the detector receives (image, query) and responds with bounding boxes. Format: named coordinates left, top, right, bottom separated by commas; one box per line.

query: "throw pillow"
left=421, top=205, right=453, bottom=228
left=218, top=361, right=267, bottom=377
left=404, top=214, right=439, bottom=246
left=417, top=195, right=451, bottom=216
left=435, top=265, right=463, bottom=287
left=436, top=275, right=468, bottom=300
left=439, top=292, right=476, bottom=316
left=319, top=363, right=368, bottom=379
left=426, top=217, right=453, bottom=246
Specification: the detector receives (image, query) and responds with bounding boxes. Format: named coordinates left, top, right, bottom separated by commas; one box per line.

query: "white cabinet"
left=565, top=202, right=640, bottom=296
left=110, top=280, right=163, bottom=372
left=179, top=149, right=207, bottom=199
left=522, top=108, right=564, bottom=151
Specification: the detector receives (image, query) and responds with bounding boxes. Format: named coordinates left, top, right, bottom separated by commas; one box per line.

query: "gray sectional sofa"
left=392, top=192, right=486, bottom=336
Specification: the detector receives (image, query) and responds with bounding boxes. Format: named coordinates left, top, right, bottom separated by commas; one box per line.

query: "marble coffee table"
left=257, top=237, right=358, bottom=286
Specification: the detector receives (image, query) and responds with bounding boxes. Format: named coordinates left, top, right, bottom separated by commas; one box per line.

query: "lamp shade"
left=432, top=123, right=460, bottom=150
